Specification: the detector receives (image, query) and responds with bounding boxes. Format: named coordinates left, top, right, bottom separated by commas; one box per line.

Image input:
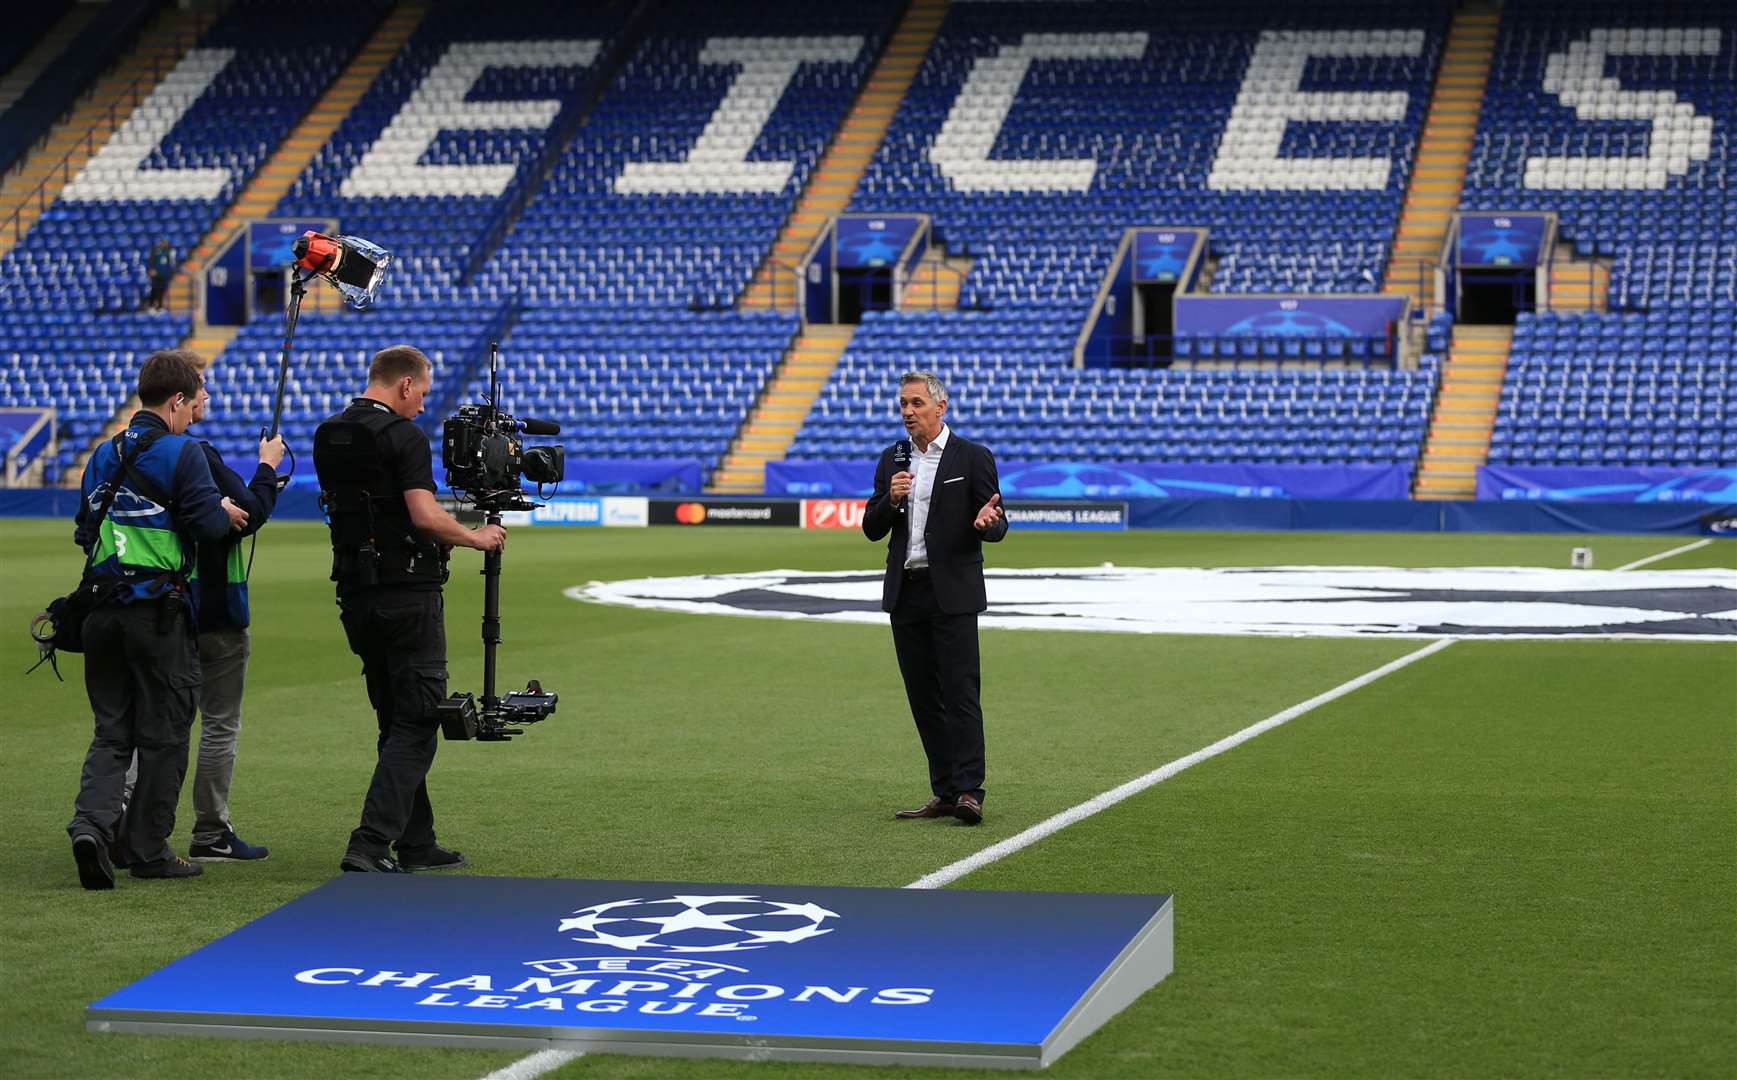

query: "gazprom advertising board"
left=88, top=875, right=1174, bottom=1069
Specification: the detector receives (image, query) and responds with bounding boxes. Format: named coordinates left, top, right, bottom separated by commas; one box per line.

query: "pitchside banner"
left=88, top=876, right=1174, bottom=1069
left=1005, top=501, right=1128, bottom=530
left=1174, top=295, right=1406, bottom=340
left=528, top=496, right=649, bottom=527
left=649, top=499, right=801, bottom=527
left=765, top=460, right=1411, bottom=501
left=1478, top=465, right=1737, bottom=504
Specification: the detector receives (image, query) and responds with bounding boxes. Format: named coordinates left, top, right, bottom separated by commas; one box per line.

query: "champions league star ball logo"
left=1225, top=306, right=1356, bottom=338
left=559, top=894, right=840, bottom=954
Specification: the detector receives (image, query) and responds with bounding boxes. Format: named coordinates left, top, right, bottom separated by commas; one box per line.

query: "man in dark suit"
left=863, top=371, right=1008, bottom=825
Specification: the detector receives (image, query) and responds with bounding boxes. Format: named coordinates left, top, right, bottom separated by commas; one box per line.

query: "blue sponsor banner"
left=88, top=875, right=1172, bottom=1068
left=834, top=216, right=921, bottom=269
left=766, top=460, right=1411, bottom=501
left=527, top=496, right=649, bottom=527
left=1132, top=229, right=1200, bottom=284
left=1477, top=465, right=1737, bottom=504
left=1006, top=501, right=1127, bottom=530
left=1174, top=295, right=1406, bottom=339
left=249, top=221, right=331, bottom=271
left=1457, top=213, right=1550, bottom=268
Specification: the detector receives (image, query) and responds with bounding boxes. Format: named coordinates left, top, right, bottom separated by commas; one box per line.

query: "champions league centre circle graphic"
left=558, top=894, right=840, bottom=954
left=571, top=565, right=1737, bottom=640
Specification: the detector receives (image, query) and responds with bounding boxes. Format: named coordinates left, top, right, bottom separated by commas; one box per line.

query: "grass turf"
left=0, top=521, right=1731, bottom=1079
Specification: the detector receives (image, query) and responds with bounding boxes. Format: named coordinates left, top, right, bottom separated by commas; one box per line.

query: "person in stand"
left=863, top=371, right=1009, bottom=826
left=146, top=238, right=174, bottom=312
left=68, top=350, right=248, bottom=889
left=313, top=345, right=505, bottom=874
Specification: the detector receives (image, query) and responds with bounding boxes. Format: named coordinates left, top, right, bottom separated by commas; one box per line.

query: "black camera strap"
left=27, top=429, right=165, bottom=679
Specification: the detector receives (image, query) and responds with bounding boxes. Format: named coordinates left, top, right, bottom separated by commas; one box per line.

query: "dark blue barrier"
left=769, top=459, right=1413, bottom=501
left=553, top=458, right=704, bottom=495
left=1478, top=465, right=1737, bottom=504
left=1442, top=500, right=1736, bottom=535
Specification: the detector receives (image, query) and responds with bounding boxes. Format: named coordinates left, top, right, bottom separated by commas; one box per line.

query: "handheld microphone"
left=514, top=417, right=561, bottom=436
left=891, top=439, right=912, bottom=515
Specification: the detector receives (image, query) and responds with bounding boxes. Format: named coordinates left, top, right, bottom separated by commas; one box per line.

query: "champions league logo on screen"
left=290, top=892, right=929, bottom=1021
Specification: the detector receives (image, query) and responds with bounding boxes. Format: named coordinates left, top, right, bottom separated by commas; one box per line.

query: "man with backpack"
left=67, top=350, right=247, bottom=889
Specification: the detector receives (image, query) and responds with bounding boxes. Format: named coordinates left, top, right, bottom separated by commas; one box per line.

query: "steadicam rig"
left=434, top=340, right=566, bottom=742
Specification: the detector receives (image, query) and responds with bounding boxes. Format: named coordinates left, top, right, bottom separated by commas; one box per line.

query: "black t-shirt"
left=346, top=398, right=436, bottom=495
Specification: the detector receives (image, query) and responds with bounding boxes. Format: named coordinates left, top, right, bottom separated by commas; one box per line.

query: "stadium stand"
left=273, top=0, right=625, bottom=303
left=1465, top=0, right=1735, bottom=471
left=796, top=0, right=1452, bottom=471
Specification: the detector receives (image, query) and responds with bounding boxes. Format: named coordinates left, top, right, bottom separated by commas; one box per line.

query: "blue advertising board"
left=1456, top=213, right=1551, bottom=268
left=765, top=459, right=1412, bottom=501
left=1174, top=295, right=1407, bottom=339
left=834, top=215, right=922, bottom=269
left=202, top=235, right=247, bottom=326
left=1131, top=229, right=1201, bottom=284
left=249, top=221, right=332, bottom=271
left=1477, top=465, right=1737, bottom=504
left=88, top=875, right=1173, bottom=1068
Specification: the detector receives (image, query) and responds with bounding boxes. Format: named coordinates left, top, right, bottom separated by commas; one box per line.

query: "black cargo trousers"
left=337, top=586, right=448, bottom=860
left=68, top=599, right=201, bottom=865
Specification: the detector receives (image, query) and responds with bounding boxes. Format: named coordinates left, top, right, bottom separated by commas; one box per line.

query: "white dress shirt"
left=904, top=423, right=949, bottom=569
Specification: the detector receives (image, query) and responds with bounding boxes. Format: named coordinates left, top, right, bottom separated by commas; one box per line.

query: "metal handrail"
left=762, top=256, right=804, bottom=314
left=2, top=10, right=217, bottom=244
left=900, top=259, right=966, bottom=312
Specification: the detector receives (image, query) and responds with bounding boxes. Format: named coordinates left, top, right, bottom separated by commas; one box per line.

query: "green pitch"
left=2, top=521, right=1732, bottom=1079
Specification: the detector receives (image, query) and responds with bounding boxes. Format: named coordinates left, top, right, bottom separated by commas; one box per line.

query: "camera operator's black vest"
left=314, top=400, right=447, bottom=590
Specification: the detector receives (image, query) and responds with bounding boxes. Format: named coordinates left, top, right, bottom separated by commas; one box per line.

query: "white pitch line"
left=481, top=534, right=1709, bottom=1078
left=480, top=1048, right=584, bottom=1080
left=1614, top=537, right=1712, bottom=572
left=906, top=636, right=1456, bottom=890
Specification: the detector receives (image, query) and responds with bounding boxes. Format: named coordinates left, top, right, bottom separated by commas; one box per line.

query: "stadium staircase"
left=710, top=324, right=855, bottom=493
left=1547, top=256, right=1610, bottom=313
left=0, top=5, right=102, bottom=114
left=1382, top=4, right=1498, bottom=307
left=0, top=5, right=215, bottom=262
left=715, top=0, right=948, bottom=491
left=1414, top=323, right=1511, bottom=498
left=170, top=1, right=426, bottom=318
left=901, top=248, right=971, bottom=311
left=738, top=0, right=948, bottom=310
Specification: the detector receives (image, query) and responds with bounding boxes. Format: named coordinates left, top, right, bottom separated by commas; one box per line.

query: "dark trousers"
left=69, top=601, right=200, bottom=865
left=338, top=589, right=447, bottom=859
left=890, top=572, right=986, bottom=802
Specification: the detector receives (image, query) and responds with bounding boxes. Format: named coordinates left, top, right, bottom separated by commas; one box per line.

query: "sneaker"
left=129, top=855, right=204, bottom=880
left=339, top=851, right=408, bottom=874
left=190, top=829, right=270, bottom=862
left=396, top=844, right=467, bottom=872
left=73, top=834, right=115, bottom=891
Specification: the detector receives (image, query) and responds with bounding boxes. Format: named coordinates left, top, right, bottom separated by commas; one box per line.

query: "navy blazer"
left=863, top=432, right=1009, bottom=614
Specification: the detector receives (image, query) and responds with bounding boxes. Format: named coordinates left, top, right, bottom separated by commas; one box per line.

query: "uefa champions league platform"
left=87, top=876, right=1174, bottom=1069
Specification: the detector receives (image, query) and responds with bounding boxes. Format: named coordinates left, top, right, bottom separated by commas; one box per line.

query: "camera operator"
left=314, top=345, right=505, bottom=875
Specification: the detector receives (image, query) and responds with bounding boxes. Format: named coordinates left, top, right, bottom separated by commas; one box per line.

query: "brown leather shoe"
left=953, top=794, right=984, bottom=825
left=894, top=796, right=957, bottom=820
